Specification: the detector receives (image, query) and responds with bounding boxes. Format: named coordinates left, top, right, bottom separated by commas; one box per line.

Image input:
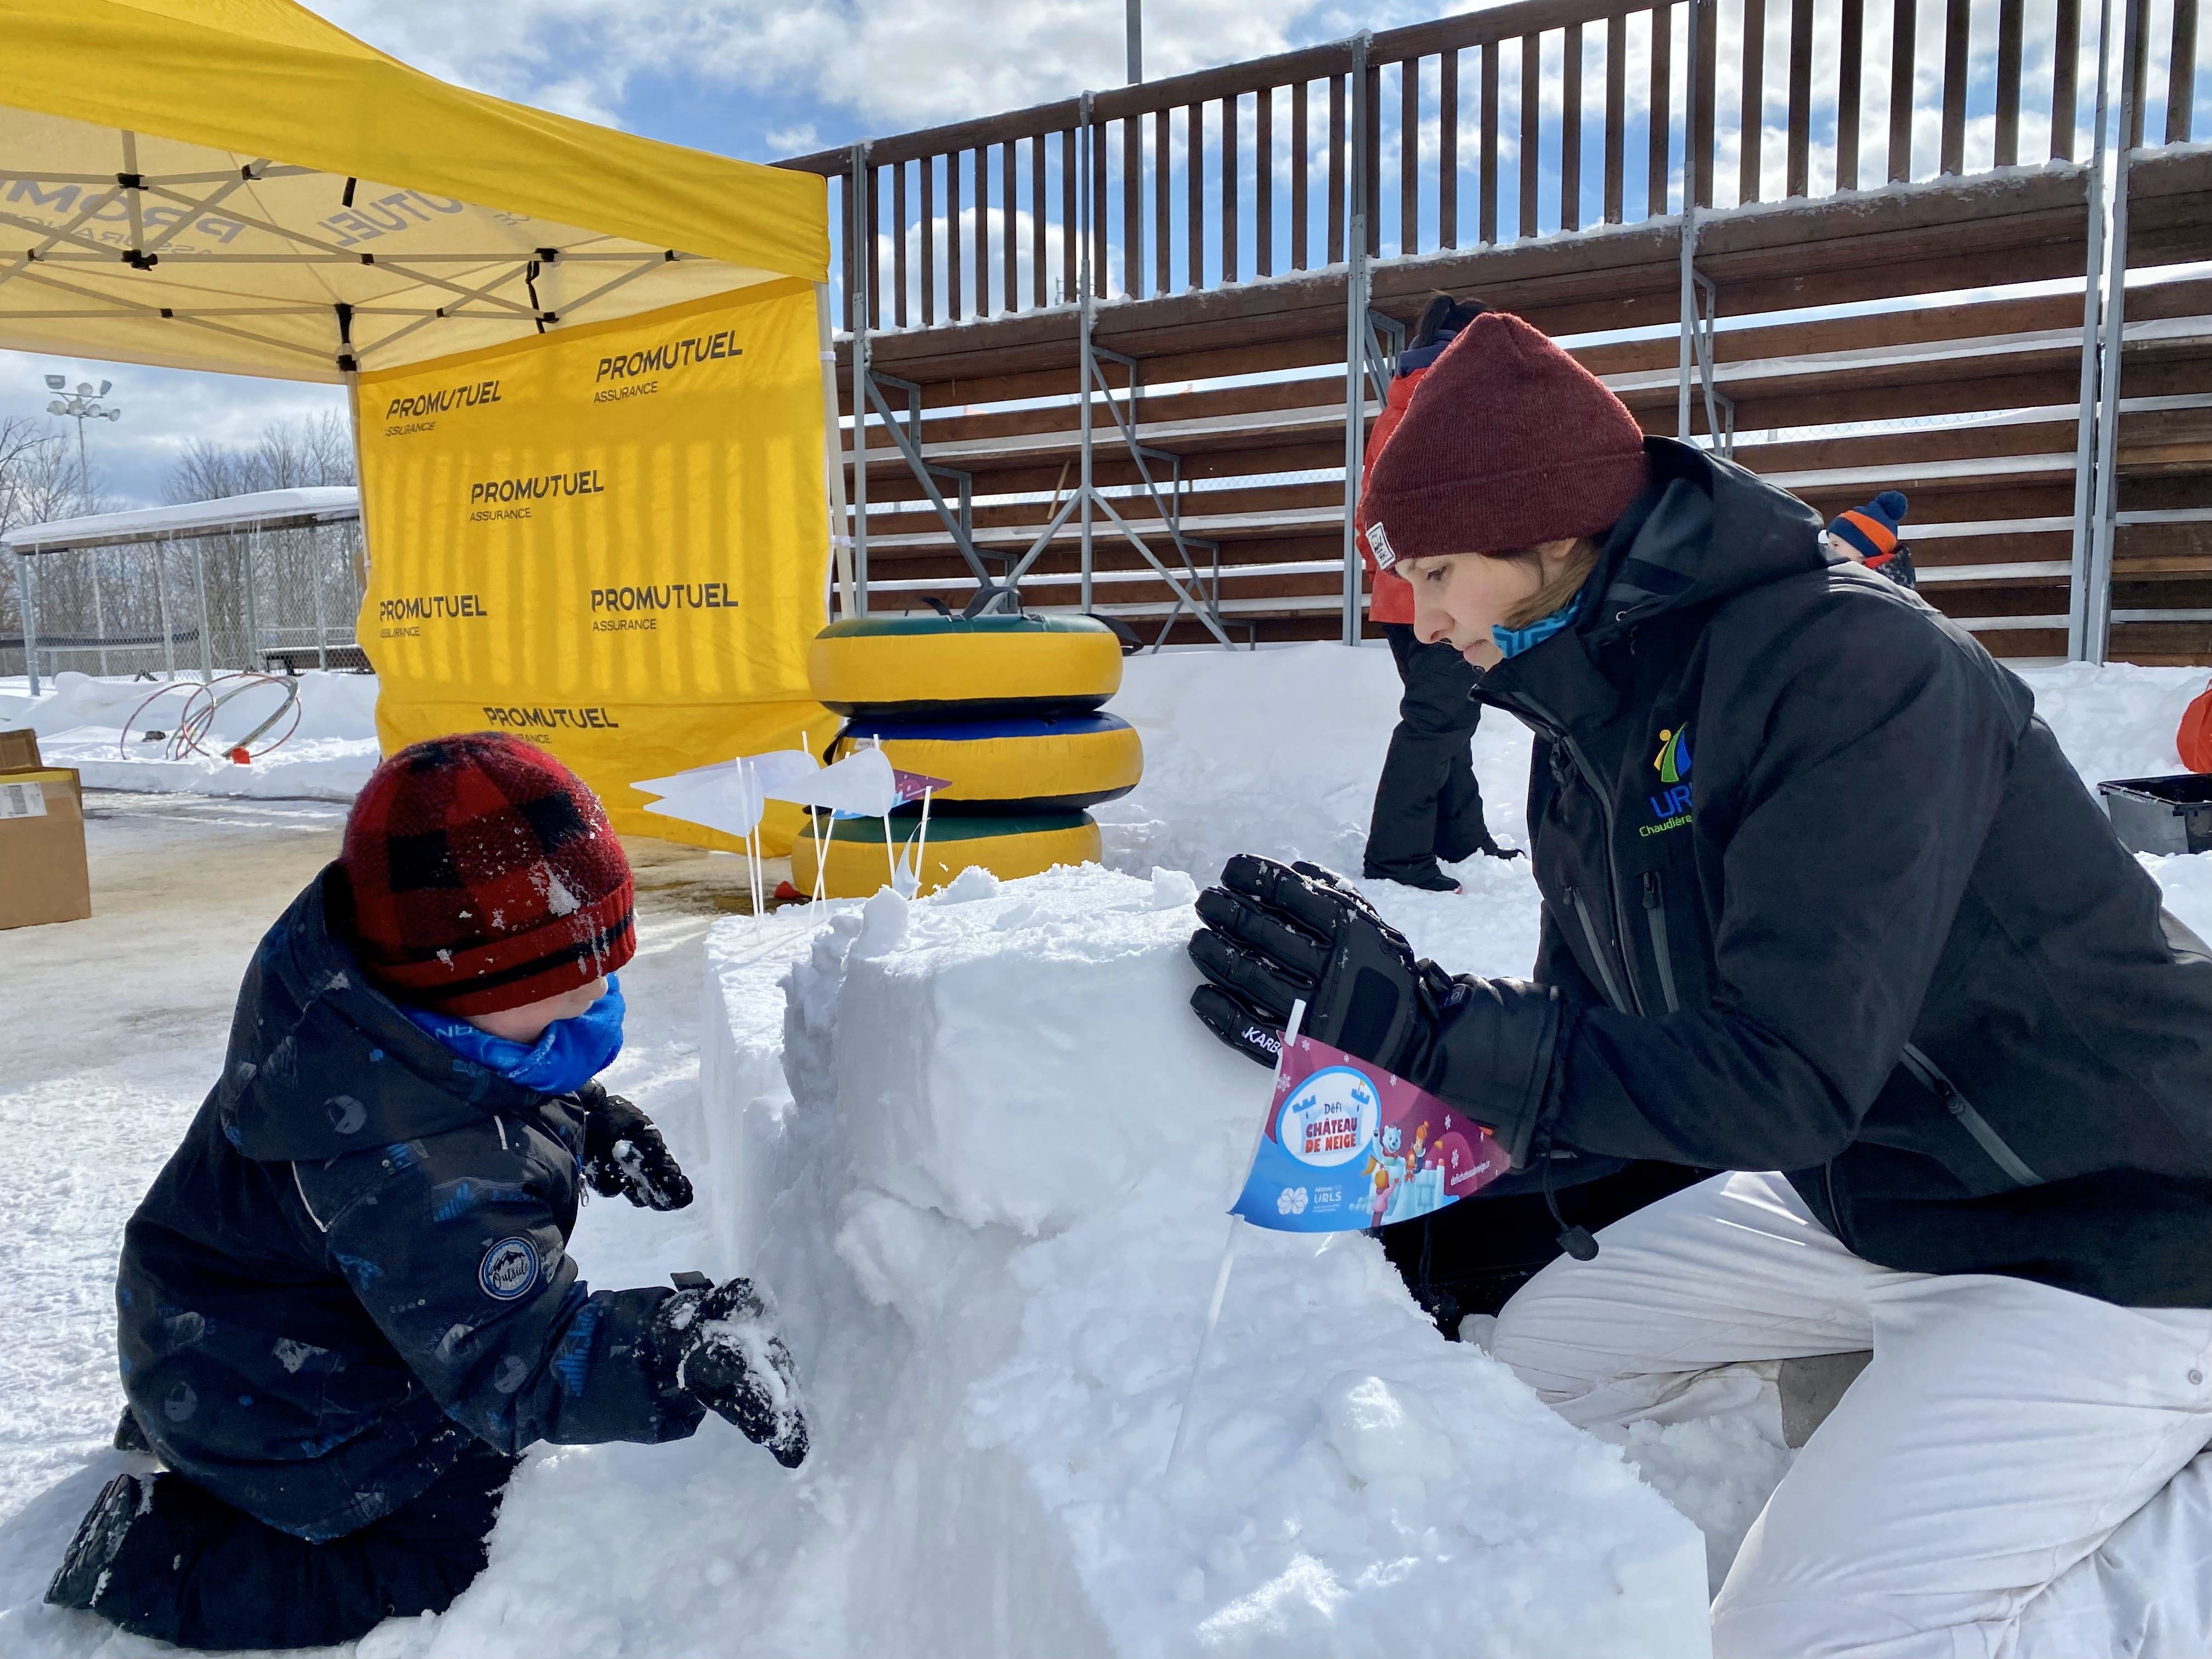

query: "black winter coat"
left=1460, top=438, right=2212, bottom=1307
left=117, top=869, right=702, bottom=1542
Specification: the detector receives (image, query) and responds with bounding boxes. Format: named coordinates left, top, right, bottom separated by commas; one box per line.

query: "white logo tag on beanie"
left=1364, top=520, right=1398, bottom=571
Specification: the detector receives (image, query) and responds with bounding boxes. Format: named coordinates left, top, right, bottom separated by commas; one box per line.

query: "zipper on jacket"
left=1567, top=886, right=1634, bottom=1014
left=1640, top=871, right=1682, bottom=1014
left=1898, top=1043, right=2045, bottom=1189
left=1510, top=690, right=1646, bottom=1017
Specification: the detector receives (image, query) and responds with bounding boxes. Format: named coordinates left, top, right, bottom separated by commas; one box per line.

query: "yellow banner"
left=356, top=281, right=831, bottom=854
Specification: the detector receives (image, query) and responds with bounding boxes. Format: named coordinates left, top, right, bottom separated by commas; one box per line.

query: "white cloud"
left=0, top=352, right=342, bottom=510
left=306, top=0, right=1328, bottom=136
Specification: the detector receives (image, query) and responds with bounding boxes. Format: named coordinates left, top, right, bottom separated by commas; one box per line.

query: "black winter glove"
left=648, top=1276, right=809, bottom=1468
left=1187, top=854, right=1562, bottom=1169
left=579, top=1087, right=694, bottom=1212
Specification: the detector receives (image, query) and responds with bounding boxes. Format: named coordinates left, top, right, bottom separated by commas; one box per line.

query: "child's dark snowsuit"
left=77, top=868, right=701, bottom=1646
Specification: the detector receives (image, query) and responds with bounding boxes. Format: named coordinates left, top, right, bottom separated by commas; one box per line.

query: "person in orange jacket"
left=1357, top=296, right=1520, bottom=891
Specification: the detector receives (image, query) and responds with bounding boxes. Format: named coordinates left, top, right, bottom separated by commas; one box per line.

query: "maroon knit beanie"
left=339, top=733, right=635, bottom=1015
left=1362, top=311, right=1651, bottom=563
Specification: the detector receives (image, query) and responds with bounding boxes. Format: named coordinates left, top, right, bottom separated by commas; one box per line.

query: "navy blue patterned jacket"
left=116, top=867, right=701, bottom=1541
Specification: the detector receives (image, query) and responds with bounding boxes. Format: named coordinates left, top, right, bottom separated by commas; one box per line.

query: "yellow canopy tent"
left=0, top=0, right=851, bottom=855
left=0, top=0, right=827, bottom=376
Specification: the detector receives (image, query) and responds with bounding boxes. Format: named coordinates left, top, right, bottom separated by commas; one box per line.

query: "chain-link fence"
left=3, top=518, right=366, bottom=685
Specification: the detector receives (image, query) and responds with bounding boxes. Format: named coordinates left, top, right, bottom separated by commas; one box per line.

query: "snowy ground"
left=4, top=646, right=2211, bottom=1654
left=0, top=673, right=380, bottom=800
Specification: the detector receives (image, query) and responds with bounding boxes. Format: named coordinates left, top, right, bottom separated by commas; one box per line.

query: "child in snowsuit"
left=1188, top=314, right=2212, bottom=1658
left=1826, top=488, right=1916, bottom=586
left=47, top=733, right=808, bottom=1651
left=1357, top=294, right=1520, bottom=892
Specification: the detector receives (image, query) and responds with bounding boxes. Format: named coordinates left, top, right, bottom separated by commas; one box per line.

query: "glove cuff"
left=1415, top=975, right=1564, bottom=1169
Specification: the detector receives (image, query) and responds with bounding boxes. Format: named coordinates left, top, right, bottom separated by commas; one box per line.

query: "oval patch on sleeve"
left=478, top=1237, right=540, bottom=1301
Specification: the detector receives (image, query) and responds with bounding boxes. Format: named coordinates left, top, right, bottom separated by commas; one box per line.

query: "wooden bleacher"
left=784, top=0, right=2212, bottom=661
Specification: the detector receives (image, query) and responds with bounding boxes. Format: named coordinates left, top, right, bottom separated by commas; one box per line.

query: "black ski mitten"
left=648, top=1276, right=809, bottom=1468
left=1186, top=854, right=1562, bottom=1168
left=579, top=1086, right=694, bottom=1212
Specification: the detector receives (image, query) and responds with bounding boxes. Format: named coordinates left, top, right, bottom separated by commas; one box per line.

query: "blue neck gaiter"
left=1491, top=596, right=1582, bottom=659
left=404, top=975, right=625, bottom=1097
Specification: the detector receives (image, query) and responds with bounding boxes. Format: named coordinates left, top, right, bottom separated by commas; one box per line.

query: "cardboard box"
left=0, top=727, right=41, bottom=773
left=0, top=768, right=92, bottom=930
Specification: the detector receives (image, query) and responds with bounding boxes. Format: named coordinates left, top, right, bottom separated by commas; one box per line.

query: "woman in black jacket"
left=1187, top=313, right=2212, bottom=1657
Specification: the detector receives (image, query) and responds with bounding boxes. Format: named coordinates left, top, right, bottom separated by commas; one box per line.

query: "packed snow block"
left=705, top=864, right=1712, bottom=1657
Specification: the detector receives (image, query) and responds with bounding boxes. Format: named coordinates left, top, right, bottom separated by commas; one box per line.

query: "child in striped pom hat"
left=1826, top=489, right=1917, bottom=588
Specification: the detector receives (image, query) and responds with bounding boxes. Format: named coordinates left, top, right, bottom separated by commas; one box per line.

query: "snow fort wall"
left=701, top=864, right=1712, bottom=1657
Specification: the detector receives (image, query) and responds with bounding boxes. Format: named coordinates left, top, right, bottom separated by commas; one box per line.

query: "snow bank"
left=1100, top=644, right=2210, bottom=889
left=0, top=671, right=380, bottom=799
left=695, top=866, right=1712, bottom=1658
left=3, top=647, right=2203, bottom=829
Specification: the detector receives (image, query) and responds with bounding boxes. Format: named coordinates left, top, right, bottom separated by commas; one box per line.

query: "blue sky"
left=3, top=0, right=1386, bottom=507
left=4, top=0, right=2196, bottom=507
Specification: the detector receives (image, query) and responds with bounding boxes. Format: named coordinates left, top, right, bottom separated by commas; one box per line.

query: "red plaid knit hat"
left=1361, top=311, right=1650, bottom=564
left=339, top=733, right=635, bottom=1014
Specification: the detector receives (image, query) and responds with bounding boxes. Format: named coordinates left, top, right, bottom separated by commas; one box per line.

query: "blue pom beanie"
left=1827, top=490, right=1909, bottom=561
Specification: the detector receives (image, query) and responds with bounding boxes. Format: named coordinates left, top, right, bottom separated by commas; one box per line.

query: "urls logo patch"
left=1643, top=724, right=1694, bottom=837
left=479, top=1237, right=540, bottom=1302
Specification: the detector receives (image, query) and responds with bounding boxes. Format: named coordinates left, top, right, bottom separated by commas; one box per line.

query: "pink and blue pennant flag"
left=892, top=767, right=951, bottom=806
left=1231, top=1031, right=1510, bottom=1233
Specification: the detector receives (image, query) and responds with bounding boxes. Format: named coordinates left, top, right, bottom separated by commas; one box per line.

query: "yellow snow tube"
left=809, top=614, right=1123, bottom=718
left=789, top=811, right=1102, bottom=899
left=828, top=712, right=1142, bottom=813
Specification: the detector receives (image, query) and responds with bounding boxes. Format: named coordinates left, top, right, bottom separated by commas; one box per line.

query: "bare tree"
left=0, top=416, right=74, bottom=534
left=1, top=420, right=80, bottom=669
left=166, top=409, right=354, bottom=504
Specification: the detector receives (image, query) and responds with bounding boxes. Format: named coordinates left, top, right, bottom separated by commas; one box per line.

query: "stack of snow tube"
left=798, top=613, right=1138, bottom=898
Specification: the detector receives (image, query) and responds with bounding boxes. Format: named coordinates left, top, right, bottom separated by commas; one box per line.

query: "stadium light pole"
left=44, top=374, right=123, bottom=511
left=1127, top=0, right=1141, bottom=82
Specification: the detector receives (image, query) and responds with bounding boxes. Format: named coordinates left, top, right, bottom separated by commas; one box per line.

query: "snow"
left=685, top=866, right=1710, bottom=1656
left=3, top=642, right=2212, bottom=1655
left=0, top=672, right=381, bottom=800
left=0, top=487, right=358, bottom=554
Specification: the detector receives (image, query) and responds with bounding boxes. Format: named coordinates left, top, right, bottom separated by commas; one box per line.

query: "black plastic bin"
left=2098, top=774, right=2212, bottom=856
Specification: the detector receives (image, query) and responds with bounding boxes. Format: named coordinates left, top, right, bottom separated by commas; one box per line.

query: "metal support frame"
left=244, top=521, right=262, bottom=670
left=191, top=543, right=214, bottom=684
left=18, top=554, right=38, bottom=696
left=156, top=538, right=176, bottom=679
left=2075, top=0, right=2142, bottom=664
left=90, top=550, right=110, bottom=676
left=309, top=531, right=328, bottom=670
left=866, top=371, right=986, bottom=582
left=844, top=138, right=1006, bottom=613
left=1342, top=33, right=1376, bottom=647
left=1675, top=7, right=1737, bottom=465
left=848, top=142, right=872, bottom=616
left=968, top=97, right=1233, bottom=650
left=1688, top=269, right=1735, bottom=457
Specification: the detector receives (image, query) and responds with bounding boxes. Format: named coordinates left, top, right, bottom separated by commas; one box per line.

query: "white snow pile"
left=1098, top=645, right=2212, bottom=887
left=673, top=866, right=1712, bottom=1659
left=0, top=670, right=378, bottom=799
left=3, top=647, right=2205, bottom=830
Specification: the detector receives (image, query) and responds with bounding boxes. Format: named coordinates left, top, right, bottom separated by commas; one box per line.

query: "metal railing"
left=785, top=0, right=2204, bottom=332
